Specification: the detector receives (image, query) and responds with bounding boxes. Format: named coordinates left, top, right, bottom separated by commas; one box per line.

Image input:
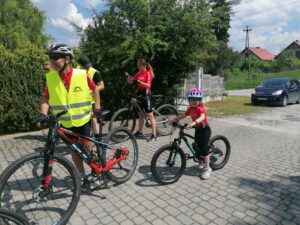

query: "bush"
left=0, top=44, right=46, bottom=133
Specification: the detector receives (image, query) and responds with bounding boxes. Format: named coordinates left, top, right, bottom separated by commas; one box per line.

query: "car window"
left=290, top=80, right=299, bottom=89
left=261, top=79, right=285, bottom=88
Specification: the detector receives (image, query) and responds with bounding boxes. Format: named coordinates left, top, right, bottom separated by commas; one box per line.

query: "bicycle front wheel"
left=0, top=208, right=30, bottom=225
left=151, top=144, right=186, bottom=185
left=103, top=127, right=138, bottom=184
left=209, top=135, right=231, bottom=170
left=109, top=108, right=136, bottom=133
left=0, top=153, right=81, bottom=225
left=155, top=104, right=179, bottom=136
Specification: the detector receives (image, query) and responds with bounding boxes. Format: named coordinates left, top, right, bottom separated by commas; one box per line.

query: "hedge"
left=0, top=44, right=46, bottom=133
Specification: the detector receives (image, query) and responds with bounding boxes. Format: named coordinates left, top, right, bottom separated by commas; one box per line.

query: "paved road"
left=0, top=107, right=299, bottom=225
left=227, top=89, right=253, bottom=97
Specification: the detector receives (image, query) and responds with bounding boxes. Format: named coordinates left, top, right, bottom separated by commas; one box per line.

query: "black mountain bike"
left=151, top=122, right=230, bottom=185
left=109, top=95, right=179, bottom=138
left=0, top=110, right=138, bottom=225
left=0, top=208, right=30, bottom=225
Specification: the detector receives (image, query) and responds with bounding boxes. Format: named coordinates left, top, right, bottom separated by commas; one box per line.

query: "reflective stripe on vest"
left=46, top=69, right=92, bottom=128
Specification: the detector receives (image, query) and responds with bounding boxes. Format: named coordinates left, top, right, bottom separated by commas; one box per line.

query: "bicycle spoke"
left=0, top=154, right=80, bottom=225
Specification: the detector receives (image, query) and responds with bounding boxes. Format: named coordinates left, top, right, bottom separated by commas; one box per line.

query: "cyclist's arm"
left=40, top=86, right=49, bottom=115
left=138, top=71, right=152, bottom=89
left=93, top=71, right=105, bottom=92
left=40, top=98, right=49, bottom=115
left=172, top=113, right=187, bottom=122
left=87, top=75, right=101, bottom=109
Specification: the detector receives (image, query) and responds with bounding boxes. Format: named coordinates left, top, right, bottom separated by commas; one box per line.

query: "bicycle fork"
left=166, top=144, right=180, bottom=166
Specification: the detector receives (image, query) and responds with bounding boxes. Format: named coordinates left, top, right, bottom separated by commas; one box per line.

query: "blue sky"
left=31, top=0, right=300, bottom=55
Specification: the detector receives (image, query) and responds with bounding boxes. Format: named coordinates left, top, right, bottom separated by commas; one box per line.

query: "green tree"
left=209, top=0, right=236, bottom=43
left=205, top=41, right=240, bottom=78
left=79, top=0, right=216, bottom=111
left=0, top=0, right=50, bottom=49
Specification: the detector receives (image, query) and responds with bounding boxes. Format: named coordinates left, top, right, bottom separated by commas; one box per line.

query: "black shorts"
left=62, top=121, right=91, bottom=143
left=194, top=126, right=211, bottom=157
left=137, top=92, right=153, bottom=113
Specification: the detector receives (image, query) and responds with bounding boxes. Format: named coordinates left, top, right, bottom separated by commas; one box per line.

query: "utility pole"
left=243, top=25, right=252, bottom=72
left=243, top=25, right=252, bottom=77
left=243, top=25, right=251, bottom=49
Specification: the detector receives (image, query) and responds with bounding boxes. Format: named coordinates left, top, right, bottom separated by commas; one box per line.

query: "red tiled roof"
left=295, top=41, right=300, bottom=46
left=248, top=47, right=275, bottom=60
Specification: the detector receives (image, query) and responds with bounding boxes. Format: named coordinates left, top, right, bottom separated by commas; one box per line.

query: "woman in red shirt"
left=126, top=59, right=157, bottom=142
left=171, top=88, right=212, bottom=179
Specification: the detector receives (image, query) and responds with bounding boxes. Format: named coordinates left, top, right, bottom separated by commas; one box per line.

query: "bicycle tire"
left=0, top=208, right=30, bottom=225
left=155, top=104, right=179, bottom=136
left=102, top=127, right=138, bottom=184
left=109, top=108, right=136, bottom=133
left=208, top=135, right=231, bottom=170
left=0, top=153, right=81, bottom=225
left=151, top=144, right=186, bottom=185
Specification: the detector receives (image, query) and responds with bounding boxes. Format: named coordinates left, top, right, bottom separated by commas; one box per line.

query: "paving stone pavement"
left=0, top=117, right=299, bottom=225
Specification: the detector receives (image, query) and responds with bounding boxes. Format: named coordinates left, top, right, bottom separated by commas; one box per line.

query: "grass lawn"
left=226, top=69, right=300, bottom=90
left=205, top=96, right=270, bottom=117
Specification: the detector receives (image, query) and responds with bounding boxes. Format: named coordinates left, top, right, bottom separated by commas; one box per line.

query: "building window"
left=296, top=51, right=300, bottom=59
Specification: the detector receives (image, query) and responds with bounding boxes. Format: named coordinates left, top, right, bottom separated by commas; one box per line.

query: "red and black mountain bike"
left=0, top=110, right=138, bottom=225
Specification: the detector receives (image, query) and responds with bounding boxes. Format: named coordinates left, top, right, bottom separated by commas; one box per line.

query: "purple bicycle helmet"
left=187, top=88, right=203, bottom=99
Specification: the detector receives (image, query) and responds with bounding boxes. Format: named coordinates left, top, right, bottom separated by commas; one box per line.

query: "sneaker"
left=198, top=161, right=205, bottom=170
left=200, top=166, right=212, bottom=180
left=89, top=178, right=102, bottom=190
left=134, top=131, right=144, bottom=138
left=147, top=134, right=157, bottom=142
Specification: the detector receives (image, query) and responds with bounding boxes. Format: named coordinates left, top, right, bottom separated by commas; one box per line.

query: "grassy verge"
left=205, top=96, right=270, bottom=117
left=226, top=69, right=300, bottom=90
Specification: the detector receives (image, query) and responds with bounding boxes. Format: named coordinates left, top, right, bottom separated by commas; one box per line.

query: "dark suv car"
left=251, top=78, right=300, bottom=107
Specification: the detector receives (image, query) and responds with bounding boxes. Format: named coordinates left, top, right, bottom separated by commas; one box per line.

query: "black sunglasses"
left=49, top=54, right=64, bottom=60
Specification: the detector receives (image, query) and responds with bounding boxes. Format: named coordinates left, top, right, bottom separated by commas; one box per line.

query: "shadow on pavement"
left=230, top=175, right=300, bottom=224
left=135, top=164, right=200, bottom=187
left=14, top=134, right=45, bottom=142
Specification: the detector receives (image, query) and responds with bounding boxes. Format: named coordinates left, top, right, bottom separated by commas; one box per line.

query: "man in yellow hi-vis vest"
left=40, top=43, right=101, bottom=180
left=78, top=55, right=104, bottom=138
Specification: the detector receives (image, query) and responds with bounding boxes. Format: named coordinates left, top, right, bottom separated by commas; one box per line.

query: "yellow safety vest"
left=87, top=67, right=99, bottom=103
left=87, top=67, right=98, bottom=79
left=46, top=69, right=92, bottom=128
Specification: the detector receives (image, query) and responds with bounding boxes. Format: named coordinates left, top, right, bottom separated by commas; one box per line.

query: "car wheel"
left=251, top=99, right=258, bottom=106
left=280, top=95, right=288, bottom=107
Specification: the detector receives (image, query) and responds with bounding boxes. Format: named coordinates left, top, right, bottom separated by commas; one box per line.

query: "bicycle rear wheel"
left=0, top=153, right=81, bottom=225
left=155, top=104, right=179, bottom=136
left=102, top=127, right=138, bottom=184
left=109, top=108, right=136, bottom=133
left=208, top=135, right=231, bottom=170
left=0, top=208, right=30, bottom=225
left=151, top=144, right=186, bottom=185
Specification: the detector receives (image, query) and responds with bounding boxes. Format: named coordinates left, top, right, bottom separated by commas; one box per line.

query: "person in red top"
left=171, top=88, right=212, bottom=179
left=39, top=43, right=101, bottom=181
left=126, top=59, right=157, bottom=141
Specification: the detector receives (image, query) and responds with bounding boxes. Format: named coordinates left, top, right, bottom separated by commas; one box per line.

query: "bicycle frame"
left=130, top=97, right=170, bottom=126
left=171, top=127, right=197, bottom=160
left=42, top=117, right=129, bottom=189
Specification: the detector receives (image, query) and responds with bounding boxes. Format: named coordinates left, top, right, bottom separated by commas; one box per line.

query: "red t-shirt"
left=185, top=105, right=209, bottom=128
left=132, top=70, right=153, bottom=94
left=43, top=68, right=96, bottom=100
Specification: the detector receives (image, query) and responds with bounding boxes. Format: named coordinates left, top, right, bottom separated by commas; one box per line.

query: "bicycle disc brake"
left=33, top=185, right=53, bottom=203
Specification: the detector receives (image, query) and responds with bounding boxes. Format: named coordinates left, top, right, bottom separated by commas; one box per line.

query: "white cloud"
left=82, top=0, right=104, bottom=8
left=31, top=0, right=92, bottom=46
left=229, top=0, right=300, bottom=55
